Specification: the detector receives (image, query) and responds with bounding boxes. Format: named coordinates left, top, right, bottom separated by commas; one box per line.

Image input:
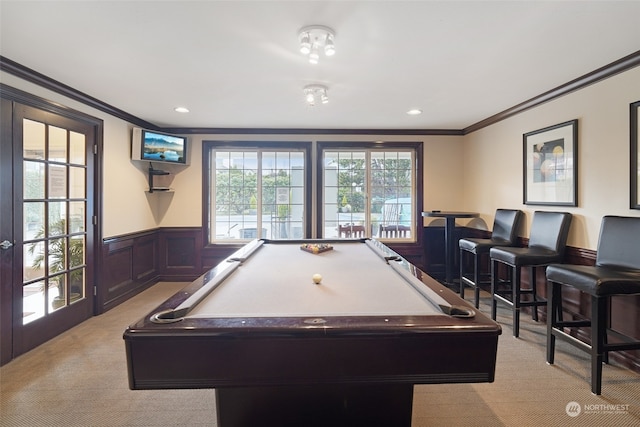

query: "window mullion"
left=365, top=150, right=372, bottom=237
left=256, top=151, right=263, bottom=235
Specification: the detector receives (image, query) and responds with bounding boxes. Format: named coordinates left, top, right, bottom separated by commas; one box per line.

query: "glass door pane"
left=21, top=119, right=87, bottom=324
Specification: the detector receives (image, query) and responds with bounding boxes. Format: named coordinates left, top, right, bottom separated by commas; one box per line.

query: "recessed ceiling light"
left=174, top=106, right=190, bottom=113
left=406, top=109, right=422, bottom=115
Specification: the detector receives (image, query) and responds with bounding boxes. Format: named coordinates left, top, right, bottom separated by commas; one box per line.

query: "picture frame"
left=523, top=119, right=578, bottom=206
left=630, top=100, right=640, bottom=209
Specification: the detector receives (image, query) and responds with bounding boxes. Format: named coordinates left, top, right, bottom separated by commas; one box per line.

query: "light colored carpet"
left=1, top=282, right=639, bottom=426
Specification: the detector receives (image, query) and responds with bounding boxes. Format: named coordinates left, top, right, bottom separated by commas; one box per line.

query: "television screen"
left=133, top=129, right=188, bottom=164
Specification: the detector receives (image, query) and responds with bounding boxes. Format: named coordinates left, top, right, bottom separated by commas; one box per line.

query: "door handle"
left=0, top=240, right=14, bottom=250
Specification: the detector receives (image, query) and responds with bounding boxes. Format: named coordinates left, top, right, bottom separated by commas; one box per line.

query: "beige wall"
left=3, top=65, right=640, bottom=247
left=463, top=66, right=640, bottom=250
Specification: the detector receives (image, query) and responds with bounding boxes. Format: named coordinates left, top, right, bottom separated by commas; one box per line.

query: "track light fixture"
left=304, top=84, right=329, bottom=106
left=298, top=25, right=335, bottom=64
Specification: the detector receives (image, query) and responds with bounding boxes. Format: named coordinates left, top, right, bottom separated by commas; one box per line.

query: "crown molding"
left=464, top=49, right=640, bottom=134
left=3, top=50, right=639, bottom=136
left=0, top=56, right=157, bottom=130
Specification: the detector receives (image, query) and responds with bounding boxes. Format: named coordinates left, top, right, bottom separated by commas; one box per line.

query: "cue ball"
left=312, top=273, right=322, bottom=284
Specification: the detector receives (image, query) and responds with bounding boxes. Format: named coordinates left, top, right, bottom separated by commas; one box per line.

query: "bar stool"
left=459, top=209, right=523, bottom=308
left=490, top=211, right=572, bottom=337
left=546, top=216, right=640, bottom=395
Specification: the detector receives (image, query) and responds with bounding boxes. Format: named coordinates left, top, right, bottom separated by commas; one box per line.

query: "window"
left=206, top=142, right=310, bottom=243
left=321, top=143, right=420, bottom=241
left=205, top=140, right=422, bottom=244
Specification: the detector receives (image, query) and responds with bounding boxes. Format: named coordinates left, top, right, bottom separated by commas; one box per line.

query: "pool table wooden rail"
left=124, top=239, right=501, bottom=391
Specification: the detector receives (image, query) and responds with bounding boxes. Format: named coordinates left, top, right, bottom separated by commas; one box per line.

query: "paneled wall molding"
left=158, top=227, right=205, bottom=279
left=100, top=229, right=160, bottom=313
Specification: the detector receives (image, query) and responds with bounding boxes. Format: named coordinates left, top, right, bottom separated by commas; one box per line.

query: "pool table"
left=124, top=239, right=501, bottom=426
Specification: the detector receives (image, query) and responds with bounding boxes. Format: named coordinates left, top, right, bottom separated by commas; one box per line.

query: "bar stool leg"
left=512, top=265, right=521, bottom=338
left=546, top=281, right=560, bottom=364
left=491, top=259, right=498, bottom=320
left=459, top=248, right=466, bottom=300
left=557, top=284, right=564, bottom=323
left=591, top=296, right=606, bottom=395
left=530, top=266, right=539, bottom=322
left=473, top=253, right=481, bottom=308
left=602, top=303, right=609, bottom=365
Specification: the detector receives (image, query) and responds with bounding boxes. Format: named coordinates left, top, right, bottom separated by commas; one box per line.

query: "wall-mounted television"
left=131, top=128, right=189, bottom=165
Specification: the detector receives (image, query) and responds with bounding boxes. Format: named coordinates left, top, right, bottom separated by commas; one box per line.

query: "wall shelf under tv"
left=148, top=164, right=172, bottom=193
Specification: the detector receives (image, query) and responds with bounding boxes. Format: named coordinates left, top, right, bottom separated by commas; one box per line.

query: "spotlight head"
left=298, top=25, right=335, bottom=64
left=324, top=34, right=335, bottom=56
left=305, top=92, right=315, bottom=104
left=299, top=32, right=311, bottom=55
left=309, top=46, right=320, bottom=64
left=303, top=84, right=329, bottom=107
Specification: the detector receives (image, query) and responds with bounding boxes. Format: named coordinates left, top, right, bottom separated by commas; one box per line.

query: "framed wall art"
left=631, top=100, right=640, bottom=209
left=523, top=119, right=578, bottom=206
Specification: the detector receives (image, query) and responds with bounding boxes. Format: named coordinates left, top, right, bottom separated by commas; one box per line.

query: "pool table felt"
left=187, top=242, right=446, bottom=319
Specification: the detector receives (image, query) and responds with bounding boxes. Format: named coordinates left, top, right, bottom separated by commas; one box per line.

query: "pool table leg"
left=215, top=383, right=413, bottom=427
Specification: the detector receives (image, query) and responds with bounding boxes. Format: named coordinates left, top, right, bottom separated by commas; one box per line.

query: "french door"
left=0, top=96, right=98, bottom=363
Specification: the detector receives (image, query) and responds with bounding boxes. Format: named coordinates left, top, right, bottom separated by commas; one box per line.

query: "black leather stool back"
left=459, top=209, right=523, bottom=307
left=528, top=211, right=572, bottom=255
left=596, top=216, right=640, bottom=269
left=489, top=211, right=572, bottom=337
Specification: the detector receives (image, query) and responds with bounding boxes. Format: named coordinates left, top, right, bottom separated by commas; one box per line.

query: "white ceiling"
left=1, top=1, right=640, bottom=130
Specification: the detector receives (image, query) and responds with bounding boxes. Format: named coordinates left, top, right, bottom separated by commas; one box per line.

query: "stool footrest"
left=605, top=341, right=640, bottom=352
left=550, top=327, right=592, bottom=353
left=493, top=293, right=545, bottom=307
left=606, top=329, right=640, bottom=350
left=460, top=276, right=475, bottom=287
left=552, top=326, right=640, bottom=353
left=460, top=275, right=491, bottom=287
left=492, top=293, right=512, bottom=306
left=555, top=320, right=591, bottom=328
left=518, top=299, right=546, bottom=307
